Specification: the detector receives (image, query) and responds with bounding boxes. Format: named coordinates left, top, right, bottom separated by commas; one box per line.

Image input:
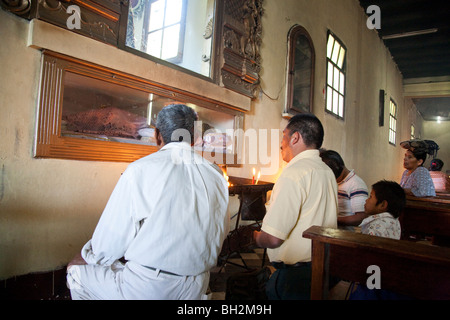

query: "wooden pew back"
left=401, top=196, right=450, bottom=245
left=303, top=226, right=450, bottom=300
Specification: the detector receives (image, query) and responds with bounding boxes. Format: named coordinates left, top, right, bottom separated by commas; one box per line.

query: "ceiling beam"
left=404, top=82, right=450, bottom=98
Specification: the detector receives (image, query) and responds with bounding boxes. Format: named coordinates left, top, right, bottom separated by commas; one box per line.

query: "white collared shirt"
left=81, top=142, right=229, bottom=276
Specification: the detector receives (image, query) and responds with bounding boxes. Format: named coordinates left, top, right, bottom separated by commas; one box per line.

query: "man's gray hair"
left=156, top=104, right=198, bottom=145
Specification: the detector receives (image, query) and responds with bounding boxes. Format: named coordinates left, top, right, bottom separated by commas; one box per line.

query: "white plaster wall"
left=423, top=121, right=450, bottom=173
left=227, top=0, right=411, bottom=188
left=0, top=11, right=132, bottom=278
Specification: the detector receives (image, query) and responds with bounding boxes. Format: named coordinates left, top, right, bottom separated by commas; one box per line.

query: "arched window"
left=286, top=25, right=315, bottom=115
left=326, top=31, right=347, bottom=119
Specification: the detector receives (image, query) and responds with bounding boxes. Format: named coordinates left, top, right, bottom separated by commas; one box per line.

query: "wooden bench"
left=406, top=193, right=450, bottom=204
left=400, top=195, right=450, bottom=246
left=435, top=191, right=450, bottom=200
left=303, top=226, right=450, bottom=300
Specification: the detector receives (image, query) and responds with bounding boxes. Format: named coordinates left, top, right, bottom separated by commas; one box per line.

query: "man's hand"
left=239, top=224, right=260, bottom=247
left=67, top=252, right=87, bottom=270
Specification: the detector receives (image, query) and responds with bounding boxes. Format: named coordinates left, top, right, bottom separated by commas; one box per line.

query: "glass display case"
left=35, top=51, right=244, bottom=163
left=61, top=72, right=158, bottom=146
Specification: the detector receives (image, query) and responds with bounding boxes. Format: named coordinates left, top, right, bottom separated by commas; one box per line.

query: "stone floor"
left=0, top=246, right=352, bottom=300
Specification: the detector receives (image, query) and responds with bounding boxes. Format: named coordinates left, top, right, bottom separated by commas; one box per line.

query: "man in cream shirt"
left=67, top=104, right=229, bottom=300
left=254, top=114, right=338, bottom=300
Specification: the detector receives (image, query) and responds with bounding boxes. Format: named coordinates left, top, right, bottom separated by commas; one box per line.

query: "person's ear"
left=155, top=128, right=164, bottom=147
left=290, top=131, right=300, bottom=145
left=379, top=200, right=388, bottom=211
left=417, top=158, right=424, bottom=166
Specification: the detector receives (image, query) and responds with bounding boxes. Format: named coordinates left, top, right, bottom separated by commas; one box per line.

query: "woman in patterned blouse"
left=399, top=139, right=436, bottom=197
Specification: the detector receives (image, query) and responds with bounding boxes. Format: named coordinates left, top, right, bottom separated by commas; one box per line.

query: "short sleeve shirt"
left=359, top=212, right=401, bottom=240
left=261, top=150, right=338, bottom=264
left=338, top=170, right=369, bottom=217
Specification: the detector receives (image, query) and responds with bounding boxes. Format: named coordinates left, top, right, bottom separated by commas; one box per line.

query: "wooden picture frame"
left=34, top=50, right=244, bottom=164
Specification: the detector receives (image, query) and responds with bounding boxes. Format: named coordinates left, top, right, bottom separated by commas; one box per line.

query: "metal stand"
left=218, top=177, right=274, bottom=271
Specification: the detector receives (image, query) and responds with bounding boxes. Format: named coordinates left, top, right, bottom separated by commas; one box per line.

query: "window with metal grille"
left=145, top=0, right=186, bottom=62
left=326, top=32, right=346, bottom=119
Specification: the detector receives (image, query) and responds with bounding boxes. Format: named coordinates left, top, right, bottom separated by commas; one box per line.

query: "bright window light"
left=326, top=32, right=346, bottom=119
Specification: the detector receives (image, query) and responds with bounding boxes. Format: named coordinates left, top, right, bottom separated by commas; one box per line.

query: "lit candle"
left=223, top=172, right=230, bottom=187
left=255, top=171, right=261, bottom=185
left=252, top=168, right=255, bottom=184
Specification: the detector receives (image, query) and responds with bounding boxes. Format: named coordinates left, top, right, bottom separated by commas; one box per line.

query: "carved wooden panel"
left=0, top=0, right=34, bottom=18
left=0, top=0, right=124, bottom=46
left=38, top=0, right=123, bottom=46
left=220, top=0, right=263, bottom=99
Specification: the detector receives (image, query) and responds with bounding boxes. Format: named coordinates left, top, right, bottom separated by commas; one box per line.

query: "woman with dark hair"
left=399, top=139, right=435, bottom=197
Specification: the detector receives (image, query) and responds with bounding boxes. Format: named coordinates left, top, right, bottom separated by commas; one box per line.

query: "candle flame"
left=223, top=172, right=231, bottom=187
left=255, top=171, right=261, bottom=185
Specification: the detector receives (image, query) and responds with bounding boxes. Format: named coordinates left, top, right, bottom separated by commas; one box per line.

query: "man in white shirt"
left=253, top=114, right=338, bottom=300
left=66, top=104, right=229, bottom=300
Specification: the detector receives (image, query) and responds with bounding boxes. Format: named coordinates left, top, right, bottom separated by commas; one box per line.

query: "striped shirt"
left=337, top=170, right=369, bottom=226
